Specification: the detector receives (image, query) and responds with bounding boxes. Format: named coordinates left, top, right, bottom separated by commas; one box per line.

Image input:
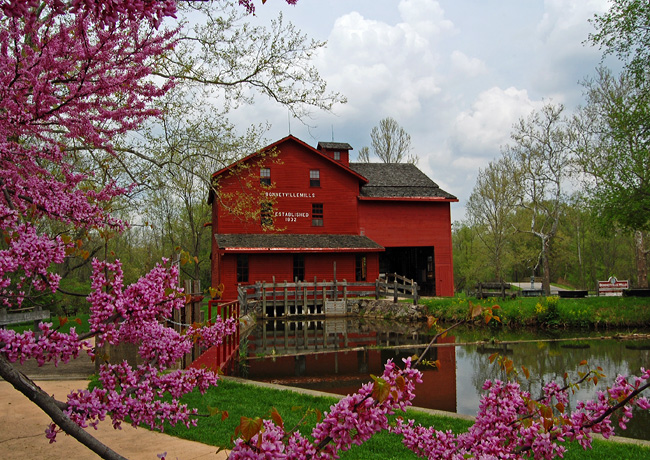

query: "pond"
left=236, top=318, right=650, bottom=441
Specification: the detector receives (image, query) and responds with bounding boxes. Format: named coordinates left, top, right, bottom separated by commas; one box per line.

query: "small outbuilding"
left=209, top=135, right=457, bottom=300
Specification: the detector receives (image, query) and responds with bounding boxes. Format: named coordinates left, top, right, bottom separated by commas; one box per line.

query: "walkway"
left=0, top=379, right=228, bottom=460
left=509, top=281, right=563, bottom=295
left=1, top=350, right=228, bottom=460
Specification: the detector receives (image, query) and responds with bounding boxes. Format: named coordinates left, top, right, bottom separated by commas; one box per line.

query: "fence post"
left=283, top=281, right=289, bottom=316
left=393, top=273, right=398, bottom=303
left=413, top=281, right=419, bottom=305
left=271, top=276, right=276, bottom=317
left=334, top=278, right=338, bottom=301
left=303, top=284, right=308, bottom=312
left=262, top=281, right=267, bottom=318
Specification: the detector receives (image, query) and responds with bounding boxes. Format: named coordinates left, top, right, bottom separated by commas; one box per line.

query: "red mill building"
left=209, top=135, right=457, bottom=300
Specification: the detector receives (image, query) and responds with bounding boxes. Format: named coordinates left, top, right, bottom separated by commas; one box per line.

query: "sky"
left=227, top=0, right=616, bottom=222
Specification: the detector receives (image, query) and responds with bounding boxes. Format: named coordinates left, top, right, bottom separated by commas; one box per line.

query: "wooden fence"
left=165, top=279, right=204, bottom=369
left=238, top=273, right=419, bottom=318
left=381, top=273, right=420, bottom=304
left=0, top=306, right=50, bottom=330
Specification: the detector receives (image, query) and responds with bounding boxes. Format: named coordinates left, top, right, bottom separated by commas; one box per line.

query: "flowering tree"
left=0, top=0, right=285, bottom=459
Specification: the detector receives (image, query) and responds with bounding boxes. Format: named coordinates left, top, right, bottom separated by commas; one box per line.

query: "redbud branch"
left=0, top=178, right=16, bottom=210
left=309, top=394, right=375, bottom=456
left=414, top=320, right=465, bottom=367
left=0, top=354, right=126, bottom=460
left=515, top=380, right=650, bottom=455
left=581, top=380, right=650, bottom=430
left=509, top=369, right=600, bottom=427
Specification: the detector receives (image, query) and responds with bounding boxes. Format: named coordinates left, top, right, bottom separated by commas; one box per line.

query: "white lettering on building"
left=265, top=191, right=316, bottom=199
left=267, top=190, right=315, bottom=223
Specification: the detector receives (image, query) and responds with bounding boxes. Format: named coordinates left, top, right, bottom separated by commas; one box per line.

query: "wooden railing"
left=238, top=274, right=419, bottom=318
left=473, top=281, right=512, bottom=299
left=188, top=299, right=241, bottom=375
left=379, top=273, right=420, bottom=304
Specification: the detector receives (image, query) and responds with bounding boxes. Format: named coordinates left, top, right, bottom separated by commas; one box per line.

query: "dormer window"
left=260, top=168, right=271, bottom=186
left=310, top=169, right=320, bottom=187
left=334, top=151, right=340, bottom=160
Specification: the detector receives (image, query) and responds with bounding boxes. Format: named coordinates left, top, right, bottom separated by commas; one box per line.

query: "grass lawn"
left=160, top=377, right=650, bottom=459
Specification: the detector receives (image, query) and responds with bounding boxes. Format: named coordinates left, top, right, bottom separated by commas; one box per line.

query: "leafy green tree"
left=452, top=221, right=491, bottom=292
left=552, top=194, right=638, bottom=290
left=466, top=157, right=518, bottom=281
left=503, top=103, right=574, bottom=295
left=574, top=67, right=650, bottom=287
left=589, top=0, right=650, bottom=85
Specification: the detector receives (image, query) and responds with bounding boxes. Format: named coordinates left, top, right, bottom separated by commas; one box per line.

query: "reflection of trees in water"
left=247, top=318, right=435, bottom=357
left=462, top=336, right=650, bottom=439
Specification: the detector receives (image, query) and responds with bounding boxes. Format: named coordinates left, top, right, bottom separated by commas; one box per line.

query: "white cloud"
left=530, top=0, right=612, bottom=101
left=320, top=1, right=456, bottom=119
left=398, top=0, right=456, bottom=38
left=451, top=87, right=542, bottom=158
left=450, top=50, right=487, bottom=78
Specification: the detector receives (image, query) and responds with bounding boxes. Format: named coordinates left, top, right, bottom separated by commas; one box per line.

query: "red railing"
left=189, top=300, right=240, bottom=374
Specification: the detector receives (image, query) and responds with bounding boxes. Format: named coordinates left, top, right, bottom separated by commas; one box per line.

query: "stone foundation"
left=243, top=298, right=428, bottom=322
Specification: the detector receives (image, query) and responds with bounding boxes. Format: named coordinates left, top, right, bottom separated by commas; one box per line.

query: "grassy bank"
left=160, top=377, right=650, bottom=459
left=421, top=294, right=650, bottom=329
left=10, top=294, right=649, bottom=334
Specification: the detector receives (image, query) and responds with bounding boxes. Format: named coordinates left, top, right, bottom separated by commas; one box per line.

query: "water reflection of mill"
left=240, top=318, right=650, bottom=441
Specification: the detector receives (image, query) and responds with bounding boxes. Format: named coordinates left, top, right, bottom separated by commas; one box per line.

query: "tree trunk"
left=0, top=355, right=127, bottom=460
left=634, top=231, right=649, bottom=288
left=542, top=237, right=551, bottom=295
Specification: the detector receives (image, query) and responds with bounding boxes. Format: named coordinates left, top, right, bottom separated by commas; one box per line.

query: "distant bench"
left=558, top=290, right=588, bottom=298
left=474, top=281, right=512, bottom=299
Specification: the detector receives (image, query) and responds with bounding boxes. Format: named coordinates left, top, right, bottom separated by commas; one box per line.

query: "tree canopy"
left=576, top=67, right=650, bottom=232
left=589, top=0, right=650, bottom=85
left=364, top=117, right=418, bottom=164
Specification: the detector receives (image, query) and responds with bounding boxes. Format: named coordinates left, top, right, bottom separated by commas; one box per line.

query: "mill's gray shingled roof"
left=215, top=233, right=383, bottom=251
left=317, top=142, right=353, bottom=151
left=349, top=163, right=457, bottom=199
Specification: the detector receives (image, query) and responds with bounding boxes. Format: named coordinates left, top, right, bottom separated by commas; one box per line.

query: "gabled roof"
left=211, top=135, right=366, bottom=183
left=215, top=233, right=384, bottom=253
left=349, top=163, right=457, bottom=201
